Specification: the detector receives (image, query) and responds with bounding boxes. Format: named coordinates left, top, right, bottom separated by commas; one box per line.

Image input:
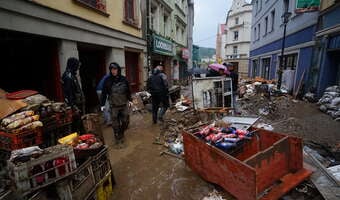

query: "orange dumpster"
left=183, top=128, right=312, bottom=200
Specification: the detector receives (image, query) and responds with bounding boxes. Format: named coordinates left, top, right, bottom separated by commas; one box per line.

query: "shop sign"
left=182, top=48, right=189, bottom=59
left=295, top=0, right=320, bottom=13
left=153, top=34, right=174, bottom=56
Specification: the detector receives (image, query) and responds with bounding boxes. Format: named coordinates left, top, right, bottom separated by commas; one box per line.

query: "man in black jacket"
left=61, top=57, right=85, bottom=113
left=101, top=63, right=132, bottom=147
left=147, top=66, right=169, bottom=124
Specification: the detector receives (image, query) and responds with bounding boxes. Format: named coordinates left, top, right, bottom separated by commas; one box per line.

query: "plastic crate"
left=0, top=127, right=43, bottom=151
left=7, top=145, right=77, bottom=195
left=68, top=159, right=96, bottom=200
left=90, top=146, right=112, bottom=183
left=55, top=109, right=73, bottom=126
left=95, top=170, right=113, bottom=200
left=41, top=122, right=72, bottom=148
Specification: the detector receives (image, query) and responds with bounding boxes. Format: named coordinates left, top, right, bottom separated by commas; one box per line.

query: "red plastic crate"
left=0, top=127, right=43, bottom=151
left=55, top=109, right=73, bottom=126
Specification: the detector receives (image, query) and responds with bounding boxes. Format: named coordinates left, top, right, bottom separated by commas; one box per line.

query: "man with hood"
left=147, top=65, right=169, bottom=124
left=101, top=62, right=132, bottom=147
left=61, top=57, right=85, bottom=113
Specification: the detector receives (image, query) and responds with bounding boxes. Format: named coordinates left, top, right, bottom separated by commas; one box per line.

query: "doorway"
left=0, top=29, right=60, bottom=100
left=125, top=51, right=140, bottom=93
left=78, top=44, right=106, bottom=113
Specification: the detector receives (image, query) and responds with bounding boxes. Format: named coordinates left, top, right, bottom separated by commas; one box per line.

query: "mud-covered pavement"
left=102, top=112, right=233, bottom=200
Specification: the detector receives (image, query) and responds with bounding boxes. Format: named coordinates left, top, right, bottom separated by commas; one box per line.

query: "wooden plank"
left=294, top=70, right=305, bottom=99
left=303, top=149, right=340, bottom=200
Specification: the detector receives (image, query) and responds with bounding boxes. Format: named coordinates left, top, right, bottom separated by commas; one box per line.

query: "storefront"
left=0, top=29, right=61, bottom=101
left=125, top=49, right=143, bottom=93
left=151, top=34, right=174, bottom=82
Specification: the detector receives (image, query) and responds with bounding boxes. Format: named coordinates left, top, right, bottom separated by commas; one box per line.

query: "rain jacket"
left=100, top=65, right=131, bottom=107
left=147, top=68, right=169, bottom=95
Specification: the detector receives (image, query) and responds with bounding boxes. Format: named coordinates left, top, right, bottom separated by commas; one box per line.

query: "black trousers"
left=110, top=105, right=129, bottom=140
left=151, top=93, right=169, bottom=123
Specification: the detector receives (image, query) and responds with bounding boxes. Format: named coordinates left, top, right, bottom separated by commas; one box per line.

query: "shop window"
left=280, top=53, right=298, bottom=70
left=124, top=0, right=139, bottom=27
left=75, top=0, right=106, bottom=13
left=252, top=59, right=259, bottom=78
left=261, top=58, right=271, bottom=79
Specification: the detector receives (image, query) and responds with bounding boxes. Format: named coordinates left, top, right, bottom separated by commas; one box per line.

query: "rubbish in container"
left=193, top=122, right=255, bottom=153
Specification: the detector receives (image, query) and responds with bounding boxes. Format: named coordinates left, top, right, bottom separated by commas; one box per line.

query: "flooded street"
left=102, top=112, right=231, bottom=200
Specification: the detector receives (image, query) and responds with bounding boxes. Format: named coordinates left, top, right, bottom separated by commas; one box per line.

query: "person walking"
left=96, top=73, right=111, bottom=126
left=100, top=63, right=132, bottom=147
left=147, top=65, right=169, bottom=124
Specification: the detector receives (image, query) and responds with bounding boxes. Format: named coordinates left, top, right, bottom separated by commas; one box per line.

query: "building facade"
left=0, top=0, right=146, bottom=112
left=216, top=24, right=226, bottom=63
left=249, top=0, right=318, bottom=93
left=224, top=0, right=252, bottom=77
left=143, top=0, right=191, bottom=84
left=309, top=0, right=340, bottom=96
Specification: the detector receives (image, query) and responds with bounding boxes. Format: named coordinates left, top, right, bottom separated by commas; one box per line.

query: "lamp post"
left=277, top=11, right=292, bottom=90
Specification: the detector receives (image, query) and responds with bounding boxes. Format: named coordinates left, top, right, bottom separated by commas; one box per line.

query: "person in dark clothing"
left=226, top=64, right=239, bottom=113
left=147, top=66, right=169, bottom=124
left=61, top=57, right=85, bottom=134
left=100, top=62, right=132, bottom=147
left=61, top=57, right=85, bottom=113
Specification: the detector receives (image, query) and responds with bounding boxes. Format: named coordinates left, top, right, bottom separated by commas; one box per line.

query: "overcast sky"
left=193, top=0, right=232, bottom=49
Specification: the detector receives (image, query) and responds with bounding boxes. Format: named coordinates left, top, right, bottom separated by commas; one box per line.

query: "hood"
left=66, top=57, right=80, bottom=75
left=152, top=68, right=161, bottom=75
left=109, top=62, right=122, bottom=77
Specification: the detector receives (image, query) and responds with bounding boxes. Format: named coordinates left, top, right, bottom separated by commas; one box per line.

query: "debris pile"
left=239, top=77, right=276, bottom=98
left=155, top=107, right=201, bottom=155
left=317, top=85, right=340, bottom=120
left=239, top=95, right=292, bottom=120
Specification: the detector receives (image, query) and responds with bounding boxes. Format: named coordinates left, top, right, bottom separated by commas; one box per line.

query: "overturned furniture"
left=192, top=77, right=233, bottom=110
left=183, top=128, right=312, bottom=200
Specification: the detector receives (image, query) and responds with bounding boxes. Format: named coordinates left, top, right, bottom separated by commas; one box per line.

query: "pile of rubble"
left=317, top=85, right=340, bottom=121
left=239, top=77, right=276, bottom=99
left=239, top=94, right=292, bottom=120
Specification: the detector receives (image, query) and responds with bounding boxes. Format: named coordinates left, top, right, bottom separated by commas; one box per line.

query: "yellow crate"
left=95, top=170, right=113, bottom=200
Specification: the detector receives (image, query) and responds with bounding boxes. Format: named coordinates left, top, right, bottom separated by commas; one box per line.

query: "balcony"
left=229, top=22, right=244, bottom=30
left=225, top=54, right=248, bottom=59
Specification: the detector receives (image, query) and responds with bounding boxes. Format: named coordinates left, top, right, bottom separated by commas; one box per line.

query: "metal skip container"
left=183, top=127, right=312, bottom=200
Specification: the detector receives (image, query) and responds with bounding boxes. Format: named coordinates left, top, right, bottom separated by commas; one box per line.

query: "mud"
left=239, top=95, right=340, bottom=149
left=104, top=86, right=339, bottom=199
left=103, top=113, right=234, bottom=200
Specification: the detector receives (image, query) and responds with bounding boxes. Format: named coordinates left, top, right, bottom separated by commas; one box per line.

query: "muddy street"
left=103, top=112, right=232, bottom=200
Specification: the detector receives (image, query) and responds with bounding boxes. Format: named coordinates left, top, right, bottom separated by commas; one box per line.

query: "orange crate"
left=0, top=127, right=43, bottom=151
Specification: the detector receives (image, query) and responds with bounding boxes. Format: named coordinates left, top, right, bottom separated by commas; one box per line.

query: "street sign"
left=295, top=0, right=320, bottom=13
left=152, top=34, right=174, bottom=56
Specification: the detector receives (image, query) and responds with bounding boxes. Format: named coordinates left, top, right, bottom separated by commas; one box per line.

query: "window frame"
left=234, top=31, right=239, bottom=41
left=74, top=0, right=108, bottom=15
